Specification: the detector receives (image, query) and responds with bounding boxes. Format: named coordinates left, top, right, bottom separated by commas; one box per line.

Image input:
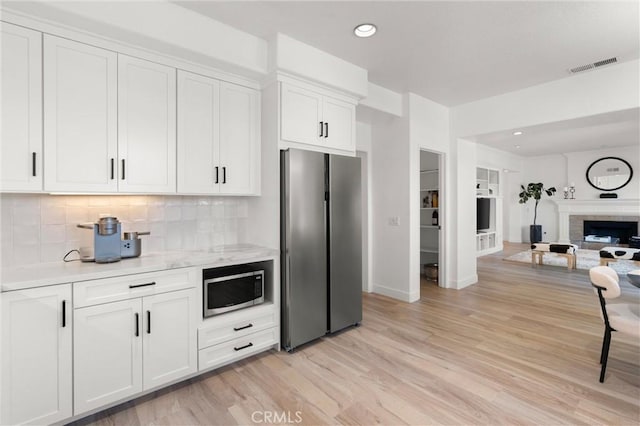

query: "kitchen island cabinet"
left=1, top=284, right=72, bottom=425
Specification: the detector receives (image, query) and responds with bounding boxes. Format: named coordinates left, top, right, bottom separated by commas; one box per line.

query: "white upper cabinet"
left=1, top=284, right=72, bottom=425
left=177, top=71, right=220, bottom=194
left=1, top=23, right=43, bottom=192
left=321, top=96, right=356, bottom=152
left=177, top=70, right=260, bottom=195
left=280, top=81, right=356, bottom=154
left=218, top=81, right=260, bottom=195
left=280, top=83, right=323, bottom=146
left=118, top=55, right=177, bottom=193
left=43, top=35, right=118, bottom=193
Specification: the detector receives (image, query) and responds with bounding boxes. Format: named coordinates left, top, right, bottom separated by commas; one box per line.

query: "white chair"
left=589, top=266, right=640, bottom=382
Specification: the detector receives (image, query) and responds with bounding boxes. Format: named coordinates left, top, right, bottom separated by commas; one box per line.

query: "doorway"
left=419, top=150, right=443, bottom=291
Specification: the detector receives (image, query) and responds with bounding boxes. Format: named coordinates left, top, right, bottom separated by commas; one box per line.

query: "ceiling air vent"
left=569, top=57, right=618, bottom=74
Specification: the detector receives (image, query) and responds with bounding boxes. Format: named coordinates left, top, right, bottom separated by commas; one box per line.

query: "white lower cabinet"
left=198, top=304, right=278, bottom=372
left=1, top=284, right=72, bottom=425
left=73, top=274, right=197, bottom=416
left=73, top=298, right=143, bottom=414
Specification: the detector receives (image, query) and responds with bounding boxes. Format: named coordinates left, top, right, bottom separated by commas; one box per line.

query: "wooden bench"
left=531, top=243, right=578, bottom=271
left=599, top=247, right=640, bottom=267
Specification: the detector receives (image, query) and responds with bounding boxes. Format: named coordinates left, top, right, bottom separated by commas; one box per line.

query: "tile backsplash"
left=0, top=194, right=248, bottom=268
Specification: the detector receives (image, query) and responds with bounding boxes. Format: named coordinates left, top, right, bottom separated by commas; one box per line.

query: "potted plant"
left=518, top=182, right=557, bottom=243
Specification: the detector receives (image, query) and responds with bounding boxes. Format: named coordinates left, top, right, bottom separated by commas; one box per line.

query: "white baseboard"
left=372, top=284, right=418, bottom=302
left=452, top=274, right=478, bottom=290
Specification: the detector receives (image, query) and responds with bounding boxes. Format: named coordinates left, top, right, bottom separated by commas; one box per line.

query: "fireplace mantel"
left=554, top=199, right=640, bottom=243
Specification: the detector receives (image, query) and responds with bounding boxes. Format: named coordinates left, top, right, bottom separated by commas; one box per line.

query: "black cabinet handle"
left=61, top=300, right=66, bottom=327
left=234, top=342, right=253, bottom=351
left=129, top=281, right=156, bottom=289
left=325, top=122, right=328, bottom=138
left=110, top=158, right=115, bottom=180
left=222, top=167, right=226, bottom=184
left=135, top=313, right=139, bottom=337
left=319, top=121, right=324, bottom=137
left=121, top=159, right=125, bottom=180
left=147, top=310, right=151, bottom=334
left=215, top=166, right=219, bottom=184
left=233, top=323, right=253, bottom=332
left=32, top=152, right=36, bottom=177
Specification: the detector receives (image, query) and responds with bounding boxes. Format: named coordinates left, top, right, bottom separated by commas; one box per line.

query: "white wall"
left=371, top=112, right=412, bottom=301
left=518, top=144, right=640, bottom=243
left=566, top=145, right=639, bottom=200
left=451, top=138, right=478, bottom=288
left=356, top=122, right=373, bottom=293
left=520, top=155, right=566, bottom=242
left=407, top=94, right=452, bottom=293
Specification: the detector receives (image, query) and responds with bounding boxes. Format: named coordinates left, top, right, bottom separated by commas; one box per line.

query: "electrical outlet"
left=388, top=216, right=400, bottom=226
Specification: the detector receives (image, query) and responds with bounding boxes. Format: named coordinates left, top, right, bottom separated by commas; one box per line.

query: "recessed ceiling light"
left=354, top=23, right=377, bottom=38
left=513, top=131, right=523, bottom=136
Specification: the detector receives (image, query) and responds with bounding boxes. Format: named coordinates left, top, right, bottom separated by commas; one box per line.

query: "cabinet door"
left=118, top=55, right=176, bottom=193
left=177, top=70, right=220, bottom=194
left=219, top=82, right=260, bottom=195
left=1, top=284, right=72, bottom=425
left=142, top=289, right=197, bottom=390
left=43, top=35, right=118, bottom=192
left=74, top=299, right=143, bottom=415
left=1, top=23, right=42, bottom=192
left=322, top=96, right=356, bottom=152
left=280, top=83, right=323, bottom=146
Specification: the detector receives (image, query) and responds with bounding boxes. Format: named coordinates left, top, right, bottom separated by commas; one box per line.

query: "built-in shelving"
left=420, top=165, right=439, bottom=268
left=476, top=166, right=502, bottom=256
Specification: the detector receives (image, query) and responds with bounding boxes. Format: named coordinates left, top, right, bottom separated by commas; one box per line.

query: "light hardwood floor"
left=73, top=243, right=639, bottom=425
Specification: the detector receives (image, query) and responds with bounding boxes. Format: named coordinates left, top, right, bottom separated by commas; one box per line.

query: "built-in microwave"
left=203, top=261, right=268, bottom=317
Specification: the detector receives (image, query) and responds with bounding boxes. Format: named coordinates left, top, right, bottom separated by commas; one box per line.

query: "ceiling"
left=172, top=1, right=639, bottom=157
left=173, top=0, right=640, bottom=107
left=471, top=108, right=640, bottom=157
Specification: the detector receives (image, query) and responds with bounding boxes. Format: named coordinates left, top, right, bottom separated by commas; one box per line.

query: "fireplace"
left=583, top=220, right=638, bottom=244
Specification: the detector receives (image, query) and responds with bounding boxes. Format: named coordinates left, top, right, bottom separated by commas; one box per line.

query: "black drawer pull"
left=233, top=323, right=253, bottom=332
left=61, top=300, right=66, bottom=327
left=319, top=121, right=324, bottom=137
left=135, top=313, right=139, bottom=337
left=215, top=166, right=219, bottom=184
left=234, top=342, right=253, bottom=351
left=222, top=166, right=226, bottom=184
left=32, top=152, right=37, bottom=177
left=325, top=122, right=328, bottom=138
left=147, top=310, right=151, bottom=334
left=110, top=158, right=115, bottom=180
left=129, top=281, right=156, bottom=289
left=121, top=159, right=126, bottom=180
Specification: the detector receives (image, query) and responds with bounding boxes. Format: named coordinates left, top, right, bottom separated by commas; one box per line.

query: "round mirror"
left=585, top=157, right=633, bottom=191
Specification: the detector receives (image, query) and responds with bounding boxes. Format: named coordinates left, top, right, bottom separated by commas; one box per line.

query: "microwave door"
left=205, top=272, right=263, bottom=316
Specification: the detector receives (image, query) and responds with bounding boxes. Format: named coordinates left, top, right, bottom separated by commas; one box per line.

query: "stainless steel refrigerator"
left=281, top=148, right=362, bottom=351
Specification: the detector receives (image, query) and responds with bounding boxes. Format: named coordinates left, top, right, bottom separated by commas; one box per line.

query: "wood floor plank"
left=71, top=243, right=640, bottom=425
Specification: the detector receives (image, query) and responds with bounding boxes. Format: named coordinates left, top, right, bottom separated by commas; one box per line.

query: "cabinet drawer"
left=74, top=268, right=197, bottom=308
left=198, top=327, right=277, bottom=372
left=198, top=304, right=276, bottom=349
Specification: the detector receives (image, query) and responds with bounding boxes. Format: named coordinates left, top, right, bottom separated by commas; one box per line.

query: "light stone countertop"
left=1, top=244, right=278, bottom=292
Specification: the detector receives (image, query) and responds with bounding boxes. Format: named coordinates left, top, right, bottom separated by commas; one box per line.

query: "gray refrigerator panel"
left=281, top=149, right=328, bottom=350
left=329, top=154, right=363, bottom=332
